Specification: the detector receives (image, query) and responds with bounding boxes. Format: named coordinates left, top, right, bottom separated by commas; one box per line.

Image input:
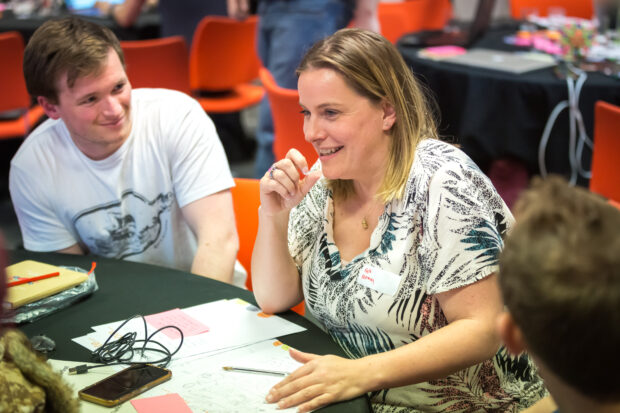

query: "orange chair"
left=259, top=68, right=317, bottom=167
left=190, top=16, right=264, bottom=113
left=590, top=101, right=620, bottom=204
left=231, top=178, right=305, bottom=315
left=509, top=0, right=593, bottom=18
left=231, top=178, right=261, bottom=291
left=378, top=0, right=453, bottom=44
left=0, top=31, right=45, bottom=140
left=121, top=36, right=191, bottom=95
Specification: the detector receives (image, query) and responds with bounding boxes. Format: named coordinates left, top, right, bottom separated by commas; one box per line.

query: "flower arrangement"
left=559, top=22, right=595, bottom=62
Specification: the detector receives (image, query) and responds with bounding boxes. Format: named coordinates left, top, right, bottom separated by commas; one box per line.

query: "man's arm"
left=182, top=190, right=239, bottom=284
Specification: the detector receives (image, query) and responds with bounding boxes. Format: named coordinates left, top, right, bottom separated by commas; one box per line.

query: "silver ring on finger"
left=268, top=165, right=278, bottom=180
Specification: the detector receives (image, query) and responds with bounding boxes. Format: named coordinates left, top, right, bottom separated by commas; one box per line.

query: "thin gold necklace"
left=361, top=202, right=383, bottom=230
left=361, top=216, right=369, bottom=230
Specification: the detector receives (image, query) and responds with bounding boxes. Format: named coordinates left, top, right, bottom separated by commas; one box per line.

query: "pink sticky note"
left=131, top=393, right=192, bottom=413
left=145, top=308, right=209, bottom=339
left=424, top=45, right=466, bottom=56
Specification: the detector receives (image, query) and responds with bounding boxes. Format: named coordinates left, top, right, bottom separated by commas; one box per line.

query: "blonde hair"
left=297, top=28, right=437, bottom=202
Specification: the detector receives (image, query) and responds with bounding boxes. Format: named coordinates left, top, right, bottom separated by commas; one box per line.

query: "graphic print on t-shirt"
left=73, top=190, right=174, bottom=259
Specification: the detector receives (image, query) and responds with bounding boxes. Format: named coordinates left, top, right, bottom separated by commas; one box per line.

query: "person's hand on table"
left=266, top=348, right=372, bottom=412
left=259, top=149, right=321, bottom=216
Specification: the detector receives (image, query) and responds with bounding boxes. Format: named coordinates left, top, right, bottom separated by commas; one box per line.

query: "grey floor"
left=0, top=105, right=259, bottom=250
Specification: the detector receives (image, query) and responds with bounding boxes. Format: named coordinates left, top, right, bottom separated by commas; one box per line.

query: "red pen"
left=7, top=272, right=60, bottom=288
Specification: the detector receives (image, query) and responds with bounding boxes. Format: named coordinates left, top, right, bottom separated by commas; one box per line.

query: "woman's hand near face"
left=252, top=149, right=319, bottom=314
left=259, top=149, right=321, bottom=217
left=266, top=349, right=373, bottom=413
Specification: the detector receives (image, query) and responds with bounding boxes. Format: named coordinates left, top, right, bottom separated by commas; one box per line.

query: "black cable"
left=69, top=314, right=184, bottom=374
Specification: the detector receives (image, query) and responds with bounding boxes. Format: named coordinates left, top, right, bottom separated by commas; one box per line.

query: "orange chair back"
left=231, top=178, right=261, bottom=291
left=259, top=68, right=317, bottom=167
left=0, top=31, right=30, bottom=113
left=0, top=31, right=45, bottom=140
left=510, top=0, right=593, bottom=18
left=230, top=178, right=305, bottom=315
left=121, top=36, right=191, bottom=95
left=378, top=0, right=453, bottom=44
left=190, top=16, right=260, bottom=92
left=590, top=101, right=620, bottom=204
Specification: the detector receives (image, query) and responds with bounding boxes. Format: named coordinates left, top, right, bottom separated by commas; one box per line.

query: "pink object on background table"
left=418, top=45, right=466, bottom=60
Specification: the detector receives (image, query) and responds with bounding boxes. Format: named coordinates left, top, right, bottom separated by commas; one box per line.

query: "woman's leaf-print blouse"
left=288, top=139, right=545, bottom=412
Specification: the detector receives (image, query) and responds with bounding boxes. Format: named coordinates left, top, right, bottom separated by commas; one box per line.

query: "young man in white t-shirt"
left=10, top=16, right=245, bottom=287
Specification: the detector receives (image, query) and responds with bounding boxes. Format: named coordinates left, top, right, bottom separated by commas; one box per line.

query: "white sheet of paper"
left=50, top=339, right=302, bottom=413
left=72, top=298, right=306, bottom=360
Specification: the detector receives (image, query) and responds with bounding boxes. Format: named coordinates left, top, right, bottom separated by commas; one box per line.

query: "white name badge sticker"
left=357, top=266, right=401, bottom=296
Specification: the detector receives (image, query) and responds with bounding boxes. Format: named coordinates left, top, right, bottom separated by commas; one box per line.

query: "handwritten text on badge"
left=357, top=266, right=401, bottom=296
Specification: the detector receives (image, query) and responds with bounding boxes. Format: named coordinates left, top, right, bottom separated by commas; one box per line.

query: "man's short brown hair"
left=23, top=16, right=124, bottom=103
left=499, top=176, right=620, bottom=401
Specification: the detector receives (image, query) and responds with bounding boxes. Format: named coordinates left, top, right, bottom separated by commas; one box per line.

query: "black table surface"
left=9, top=250, right=371, bottom=412
left=0, top=9, right=160, bottom=42
left=398, top=28, right=620, bottom=183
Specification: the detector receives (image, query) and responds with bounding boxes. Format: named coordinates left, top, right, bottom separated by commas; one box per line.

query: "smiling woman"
left=250, top=29, right=546, bottom=412
left=298, top=68, right=392, bottom=188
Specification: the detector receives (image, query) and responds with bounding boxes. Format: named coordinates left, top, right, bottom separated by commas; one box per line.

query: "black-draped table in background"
left=0, top=9, right=160, bottom=42
left=398, top=28, right=620, bottom=184
left=10, top=250, right=371, bottom=412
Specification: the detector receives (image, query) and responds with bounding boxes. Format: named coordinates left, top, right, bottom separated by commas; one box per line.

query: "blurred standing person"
left=227, top=0, right=379, bottom=178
